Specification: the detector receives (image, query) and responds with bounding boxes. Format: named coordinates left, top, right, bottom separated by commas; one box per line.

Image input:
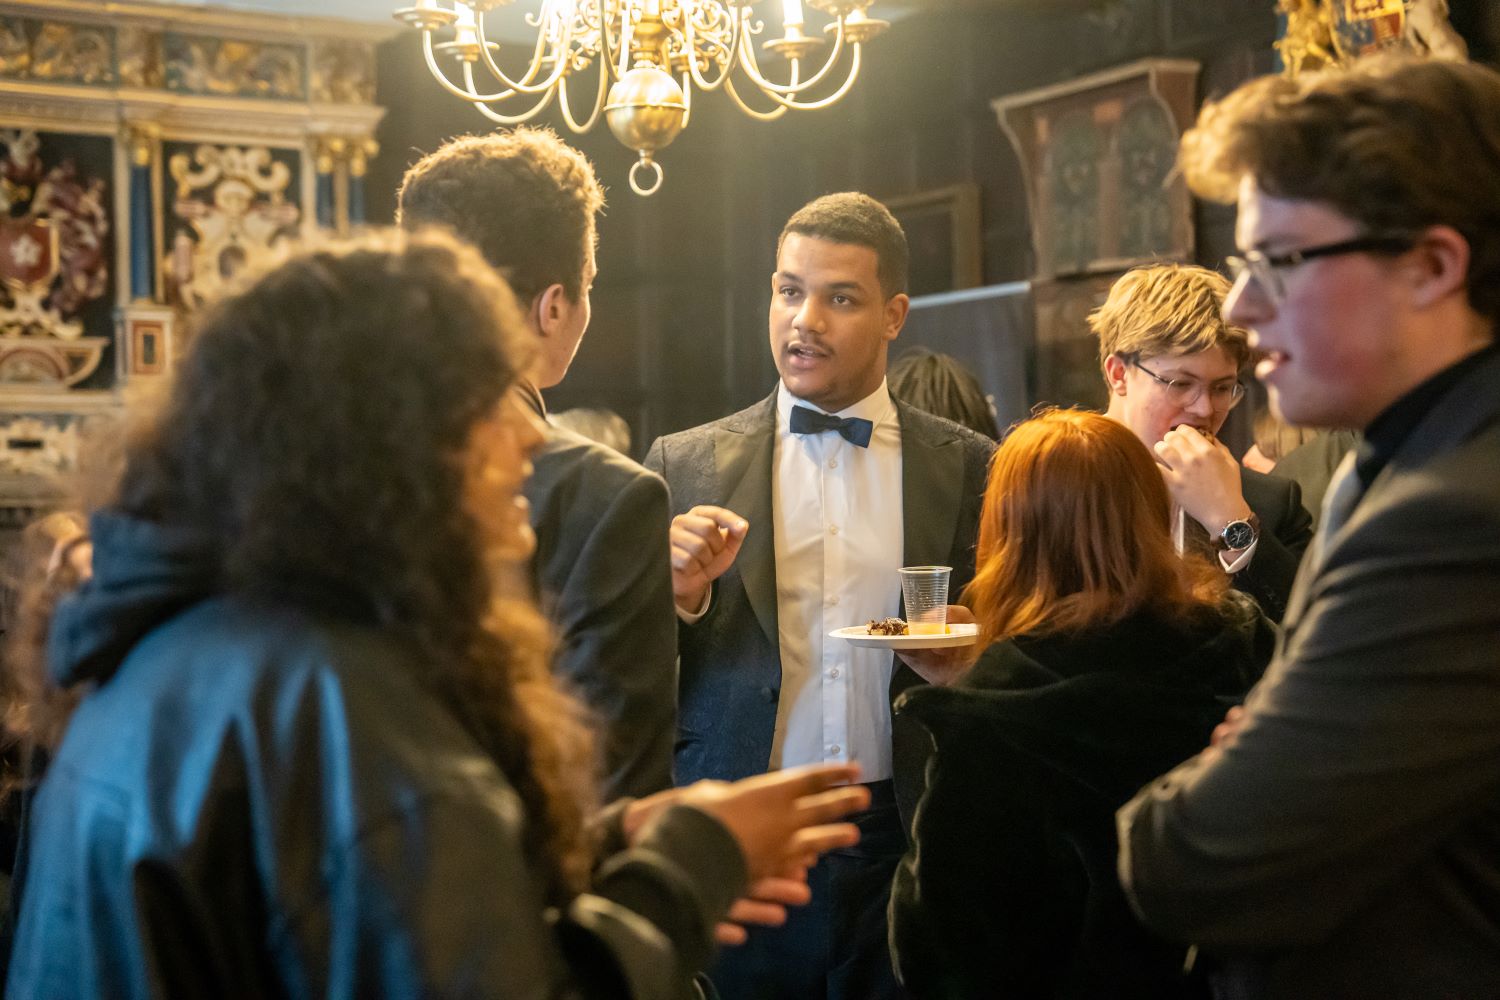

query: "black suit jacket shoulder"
left=526, top=424, right=676, bottom=799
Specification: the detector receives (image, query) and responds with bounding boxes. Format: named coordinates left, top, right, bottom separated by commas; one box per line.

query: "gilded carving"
left=165, top=145, right=299, bottom=311
left=1278, top=0, right=1467, bottom=76
left=311, top=40, right=375, bottom=104
left=164, top=33, right=305, bottom=100
left=0, top=414, right=78, bottom=477
left=31, top=21, right=115, bottom=85
left=0, top=17, right=30, bottom=79
left=0, top=130, right=110, bottom=389
left=117, top=25, right=164, bottom=89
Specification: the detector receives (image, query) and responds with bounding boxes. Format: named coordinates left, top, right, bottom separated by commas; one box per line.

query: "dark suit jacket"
left=644, top=391, right=995, bottom=794
left=1119, top=348, right=1500, bottom=999
left=1232, top=467, right=1315, bottom=622
left=1270, top=430, right=1361, bottom=531
left=526, top=419, right=677, bottom=800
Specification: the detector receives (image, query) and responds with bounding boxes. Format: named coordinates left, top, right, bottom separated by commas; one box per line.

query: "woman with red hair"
left=889, top=408, right=1273, bottom=998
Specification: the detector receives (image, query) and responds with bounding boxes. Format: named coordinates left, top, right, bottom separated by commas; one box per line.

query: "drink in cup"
left=899, top=566, right=951, bottom=635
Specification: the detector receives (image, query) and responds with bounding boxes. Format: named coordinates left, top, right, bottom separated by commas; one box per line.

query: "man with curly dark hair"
left=399, top=128, right=677, bottom=801
left=1119, top=55, right=1500, bottom=998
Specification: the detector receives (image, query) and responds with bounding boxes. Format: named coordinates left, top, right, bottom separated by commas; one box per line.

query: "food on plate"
left=866, top=617, right=909, bottom=636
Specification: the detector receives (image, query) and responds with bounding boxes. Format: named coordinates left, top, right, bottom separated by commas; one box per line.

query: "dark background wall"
left=370, top=0, right=1500, bottom=459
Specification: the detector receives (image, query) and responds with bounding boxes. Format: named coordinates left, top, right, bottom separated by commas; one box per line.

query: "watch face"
left=1223, top=520, right=1256, bottom=549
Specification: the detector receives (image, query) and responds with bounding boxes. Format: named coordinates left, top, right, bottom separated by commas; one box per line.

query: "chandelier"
left=395, top=0, right=887, bottom=195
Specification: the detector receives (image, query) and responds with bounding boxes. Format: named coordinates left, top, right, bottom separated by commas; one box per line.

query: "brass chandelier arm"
left=735, top=15, right=849, bottom=97
left=466, top=61, right=563, bottom=122
left=423, top=31, right=520, bottom=103
left=679, top=4, right=742, bottom=93
left=724, top=72, right=791, bottom=121
left=473, top=10, right=575, bottom=96
left=558, top=55, right=611, bottom=131
left=737, top=42, right=861, bottom=110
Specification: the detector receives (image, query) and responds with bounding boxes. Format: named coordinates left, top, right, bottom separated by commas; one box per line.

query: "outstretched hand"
left=623, top=764, right=868, bottom=940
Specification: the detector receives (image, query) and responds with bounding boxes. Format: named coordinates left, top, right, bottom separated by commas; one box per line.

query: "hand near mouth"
left=1155, top=425, right=1253, bottom=538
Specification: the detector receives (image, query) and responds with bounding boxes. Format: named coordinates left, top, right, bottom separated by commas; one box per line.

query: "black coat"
left=889, top=596, right=1274, bottom=999
left=6, top=512, right=746, bottom=999
left=526, top=408, right=678, bottom=800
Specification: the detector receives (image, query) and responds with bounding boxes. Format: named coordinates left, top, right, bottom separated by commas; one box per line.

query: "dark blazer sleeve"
left=1235, top=470, right=1314, bottom=622
left=550, top=466, right=678, bottom=799
left=285, top=793, right=746, bottom=999
left=1118, top=470, right=1500, bottom=952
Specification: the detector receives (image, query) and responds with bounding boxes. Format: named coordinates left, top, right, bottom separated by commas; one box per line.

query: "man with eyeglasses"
left=1118, top=56, right=1500, bottom=999
left=1090, top=263, right=1314, bottom=621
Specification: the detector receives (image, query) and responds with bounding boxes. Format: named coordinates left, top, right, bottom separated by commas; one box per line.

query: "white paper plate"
left=829, top=623, right=979, bottom=650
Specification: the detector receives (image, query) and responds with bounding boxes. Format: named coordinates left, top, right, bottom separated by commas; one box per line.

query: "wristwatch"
left=1217, top=513, right=1260, bottom=551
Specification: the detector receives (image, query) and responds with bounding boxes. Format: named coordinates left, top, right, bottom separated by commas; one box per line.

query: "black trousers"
left=707, top=780, right=910, bottom=1000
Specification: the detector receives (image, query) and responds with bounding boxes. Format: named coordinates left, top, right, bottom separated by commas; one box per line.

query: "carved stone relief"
left=0, top=16, right=115, bottom=86
left=0, top=130, right=110, bottom=389
left=311, top=40, right=376, bottom=105
left=163, top=144, right=299, bottom=311
left=164, top=33, right=306, bottom=100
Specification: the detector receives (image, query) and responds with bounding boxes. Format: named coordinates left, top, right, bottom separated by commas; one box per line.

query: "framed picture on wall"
left=882, top=183, right=982, bottom=298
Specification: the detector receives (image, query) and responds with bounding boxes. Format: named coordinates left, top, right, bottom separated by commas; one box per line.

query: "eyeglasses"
left=1132, top=358, right=1245, bottom=410
left=1225, top=234, right=1415, bottom=306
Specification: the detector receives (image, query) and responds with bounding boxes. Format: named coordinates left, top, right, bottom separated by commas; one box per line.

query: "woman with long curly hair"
left=2, top=230, right=866, bottom=998
left=889, top=409, right=1274, bottom=999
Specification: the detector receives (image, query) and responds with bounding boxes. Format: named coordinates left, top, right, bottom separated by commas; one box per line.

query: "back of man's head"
left=396, top=127, right=605, bottom=304
left=778, top=192, right=909, bottom=298
left=1089, top=264, right=1250, bottom=370
left=1180, top=54, right=1500, bottom=325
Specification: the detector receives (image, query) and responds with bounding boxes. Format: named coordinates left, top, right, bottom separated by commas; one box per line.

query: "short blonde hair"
left=1089, top=263, right=1250, bottom=371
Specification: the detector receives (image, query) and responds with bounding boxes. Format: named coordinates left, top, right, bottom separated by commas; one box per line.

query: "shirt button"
left=829, top=667, right=841, bottom=679
left=829, top=525, right=839, bottom=536
left=827, top=595, right=840, bottom=607
left=828, top=457, right=838, bottom=469
left=828, top=744, right=841, bottom=755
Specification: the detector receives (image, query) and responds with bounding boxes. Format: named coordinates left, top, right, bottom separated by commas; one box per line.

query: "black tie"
left=789, top=406, right=874, bottom=448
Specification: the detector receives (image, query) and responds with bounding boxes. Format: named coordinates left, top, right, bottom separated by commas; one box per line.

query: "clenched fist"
left=670, top=505, right=749, bottom=613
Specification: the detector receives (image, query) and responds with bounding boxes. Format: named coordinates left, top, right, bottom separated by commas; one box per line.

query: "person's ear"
left=883, top=293, right=910, bottom=341
left=1407, top=225, right=1471, bottom=311
left=1103, top=353, right=1130, bottom=396
left=532, top=283, right=570, bottom=339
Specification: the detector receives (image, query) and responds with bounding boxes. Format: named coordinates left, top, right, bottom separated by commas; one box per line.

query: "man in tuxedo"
left=1118, top=57, right=1500, bottom=998
left=398, top=130, right=675, bottom=800
left=645, top=193, right=995, bottom=1000
left=1091, top=263, right=1314, bottom=620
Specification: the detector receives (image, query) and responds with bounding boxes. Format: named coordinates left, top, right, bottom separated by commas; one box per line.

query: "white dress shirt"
left=1173, top=506, right=1257, bottom=574
left=768, top=380, right=904, bottom=781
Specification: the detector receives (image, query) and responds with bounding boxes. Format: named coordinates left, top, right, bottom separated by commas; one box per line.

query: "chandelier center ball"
left=604, top=67, right=688, bottom=157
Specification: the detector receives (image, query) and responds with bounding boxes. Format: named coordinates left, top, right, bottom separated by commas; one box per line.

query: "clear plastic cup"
left=898, top=566, right=951, bottom=635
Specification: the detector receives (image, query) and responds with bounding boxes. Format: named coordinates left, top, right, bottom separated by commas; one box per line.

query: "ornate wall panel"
left=0, top=0, right=390, bottom=532
left=0, top=129, right=114, bottom=390
left=0, top=14, right=115, bottom=86
left=161, top=141, right=301, bottom=310
left=993, top=59, right=1200, bottom=407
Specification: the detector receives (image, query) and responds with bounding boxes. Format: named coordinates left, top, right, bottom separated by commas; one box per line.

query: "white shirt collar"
left=776, top=379, right=894, bottom=431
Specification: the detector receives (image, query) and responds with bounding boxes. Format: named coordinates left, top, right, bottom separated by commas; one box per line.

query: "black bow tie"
left=789, top=406, right=874, bottom=448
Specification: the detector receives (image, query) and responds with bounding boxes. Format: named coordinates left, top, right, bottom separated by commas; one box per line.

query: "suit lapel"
left=899, top=403, right=965, bottom=572
left=716, top=392, right=780, bottom=649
